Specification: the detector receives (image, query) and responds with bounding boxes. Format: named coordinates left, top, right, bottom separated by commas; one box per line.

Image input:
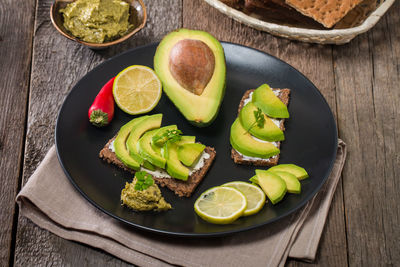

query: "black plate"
left=56, top=42, right=337, bottom=237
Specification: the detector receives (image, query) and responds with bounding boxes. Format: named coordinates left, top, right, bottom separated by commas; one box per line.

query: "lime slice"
left=222, top=181, right=266, bottom=216
left=194, top=186, right=247, bottom=224
left=113, top=65, right=162, bottom=115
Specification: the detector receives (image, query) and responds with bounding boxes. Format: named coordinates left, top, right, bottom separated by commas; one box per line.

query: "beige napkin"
left=16, top=140, right=346, bottom=267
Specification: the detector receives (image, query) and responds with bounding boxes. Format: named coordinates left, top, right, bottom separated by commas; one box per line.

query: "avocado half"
left=154, top=29, right=226, bottom=127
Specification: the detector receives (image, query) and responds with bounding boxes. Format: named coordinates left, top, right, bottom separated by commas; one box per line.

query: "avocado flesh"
left=150, top=124, right=179, bottom=148
left=239, top=102, right=284, bottom=142
left=268, top=164, right=309, bottom=180
left=154, top=29, right=226, bottom=127
left=230, top=118, right=280, bottom=158
left=178, top=143, right=206, bottom=167
left=249, top=175, right=259, bottom=185
left=269, top=170, right=301, bottom=194
left=163, top=136, right=195, bottom=180
left=255, top=170, right=287, bottom=204
left=138, top=125, right=178, bottom=169
left=126, top=114, right=162, bottom=166
left=176, top=136, right=196, bottom=144
left=114, top=116, right=148, bottom=170
left=252, top=84, right=289, bottom=119
left=142, top=160, right=156, bottom=171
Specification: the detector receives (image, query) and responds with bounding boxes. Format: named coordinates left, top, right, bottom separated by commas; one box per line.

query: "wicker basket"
left=203, top=0, right=395, bottom=44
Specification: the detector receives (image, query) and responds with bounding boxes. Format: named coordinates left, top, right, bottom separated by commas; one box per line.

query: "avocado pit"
left=169, top=39, right=215, bottom=95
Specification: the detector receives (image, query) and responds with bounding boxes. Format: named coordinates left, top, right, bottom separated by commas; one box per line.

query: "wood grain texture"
left=0, top=0, right=35, bottom=265
left=333, top=1, right=400, bottom=265
left=14, top=0, right=182, bottom=266
left=183, top=1, right=348, bottom=266
left=8, top=0, right=398, bottom=265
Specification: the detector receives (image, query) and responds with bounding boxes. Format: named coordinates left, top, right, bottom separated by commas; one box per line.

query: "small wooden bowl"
left=50, top=0, right=147, bottom=49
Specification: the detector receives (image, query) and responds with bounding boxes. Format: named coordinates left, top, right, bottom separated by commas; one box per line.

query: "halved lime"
left=113, top=65, right=162, bottom=115
left=194, top=186, right=247, bottom=224
left=222, top=181, right=266, bottom=216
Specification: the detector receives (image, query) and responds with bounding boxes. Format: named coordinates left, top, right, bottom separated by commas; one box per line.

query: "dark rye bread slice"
left=231, top=88, right=290, bottom=166
left=99, top=137, right=216, bottom=197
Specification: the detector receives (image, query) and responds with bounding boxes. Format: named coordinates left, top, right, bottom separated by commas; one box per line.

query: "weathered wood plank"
left=183, top=1, right=348, bottom=266
left=333, top=1, right=400, bottom=266
left=0, top=0, right=35, bottom=265
left=14, top=0, right=182, bottom=266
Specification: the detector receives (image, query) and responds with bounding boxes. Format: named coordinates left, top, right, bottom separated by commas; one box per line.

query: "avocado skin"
left=154, top=29, right=226, bottom=127
left=114, top=116, right=148, bottom=170
left=252, top=84, right=289, bottom=119
left=239, top=102, right=284, bottom=142
left=230, top=118, right=280, bottom=159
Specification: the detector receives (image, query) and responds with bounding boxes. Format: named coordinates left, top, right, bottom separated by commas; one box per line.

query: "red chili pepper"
left=88, top=77, right=115, bottom=127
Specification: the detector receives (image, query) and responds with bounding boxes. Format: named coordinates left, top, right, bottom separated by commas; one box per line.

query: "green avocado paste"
left=60, top=0, right=134, bottom=44
left=121, top=176, right=172, bottom=212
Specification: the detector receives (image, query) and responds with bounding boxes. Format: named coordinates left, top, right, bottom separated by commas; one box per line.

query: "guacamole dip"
left=60, top=0, right=133, bottom=43
left=121, top=177, right=172, bottom=212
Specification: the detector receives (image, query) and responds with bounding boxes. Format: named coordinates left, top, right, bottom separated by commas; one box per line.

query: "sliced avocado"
left=142, top=160, right=156, bottom=171
left=239, top=102, right=284, bottom=141
left=249, top=175, right=259, bottom=185
left=268, top=164, right=309, bottom=180
left=114, top=116, right=148, bottom=170
left=230, top=118, right=280, bottom=158
left=138, top=125, right=177, bottom=169
left=151, top=125, right=180, bottom=148
left=255, top=170, right=287, bottom=204
left=164, top=142, right=189, bottom=180
left=163, top=136, right=195, bottom=180
left=269, top=171, right=301, bottom=194
left=177, top=135, right=196, bottom=145
left=126, top=114, right=162, bottom=166
left=154, top=29, right=226, bottom=127
left=252, top=84, right=289, bottom=119
left=177, top=143, right=206, bottom=166
left=138, top=129, right=161, bottom=166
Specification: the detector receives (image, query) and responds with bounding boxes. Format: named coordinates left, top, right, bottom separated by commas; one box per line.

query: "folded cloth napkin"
left=16, top=140, right=346, bottom=267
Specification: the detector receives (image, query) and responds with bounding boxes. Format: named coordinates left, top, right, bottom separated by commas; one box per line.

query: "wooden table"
left=1, top=0, right=399, bottom=266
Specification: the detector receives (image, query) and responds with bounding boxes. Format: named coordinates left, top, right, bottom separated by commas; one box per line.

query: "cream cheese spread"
left=236, top=150, right=278, bottom=162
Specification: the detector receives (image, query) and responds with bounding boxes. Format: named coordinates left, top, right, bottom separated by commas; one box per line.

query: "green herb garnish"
left=134, top=171, right=154, bottom=191
left=152, top=129, right=183, bottom=145
left=245, top=107, right=265, bottom=134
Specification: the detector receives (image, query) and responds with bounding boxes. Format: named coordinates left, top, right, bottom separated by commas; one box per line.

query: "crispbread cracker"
left=334, top=0, right=377, bottom=28
left=285, top=0, right=364, bottom=28
left=243, top=0, right=324, bottom=28
left=231, top=88, right=290, bottom=166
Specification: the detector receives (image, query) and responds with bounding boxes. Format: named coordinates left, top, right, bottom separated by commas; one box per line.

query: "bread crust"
left=99, top=137, right=216, bottom=197
left=231, top=88, right=290, bottom=166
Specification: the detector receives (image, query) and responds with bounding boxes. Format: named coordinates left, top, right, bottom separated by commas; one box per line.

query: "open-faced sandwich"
left=99, top=114, right=216, bottom=197
left=230, top=84, right=290, bottom=166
